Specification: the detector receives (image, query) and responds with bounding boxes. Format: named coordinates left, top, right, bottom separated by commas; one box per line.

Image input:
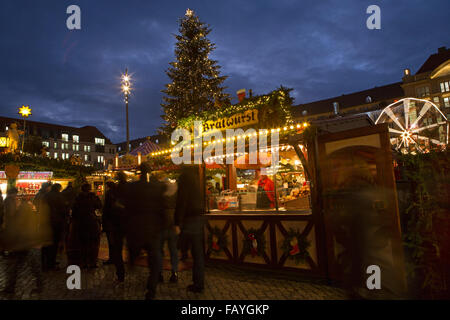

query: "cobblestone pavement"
left=0, top=250, right=348, bottom=300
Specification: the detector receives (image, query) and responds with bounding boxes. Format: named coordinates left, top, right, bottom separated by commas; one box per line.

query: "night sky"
left=1, top=0, right=449, bottom=143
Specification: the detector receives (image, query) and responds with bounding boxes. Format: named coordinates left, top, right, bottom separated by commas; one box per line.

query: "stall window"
left=207, top=144, right=311, bottom=213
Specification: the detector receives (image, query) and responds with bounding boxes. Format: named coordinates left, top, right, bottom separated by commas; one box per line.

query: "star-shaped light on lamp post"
left=18, top=105, right=32, bottom=152
left=121, top=69, right=132, bottom=153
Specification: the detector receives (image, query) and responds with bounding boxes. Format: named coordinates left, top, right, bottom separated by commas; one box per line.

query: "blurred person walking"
left=124, top=163, right=167, bottom=300
left=174, top=166, right=206, bottom=293
left=41, top=183, right=68, bottom=271
left=102, top=177, right=127, bottom=282
left=71, top=183, right=102, bottom=268
left=0, top=188, right=43, bottom=297
left=158, top=177, right=179, bottom=283
left=0, top=189, right=4, bottom=229
left=102, top=181, right=116, bottom=265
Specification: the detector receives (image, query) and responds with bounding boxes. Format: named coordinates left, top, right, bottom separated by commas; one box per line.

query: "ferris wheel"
left=375, top=98, right=449, bottom=153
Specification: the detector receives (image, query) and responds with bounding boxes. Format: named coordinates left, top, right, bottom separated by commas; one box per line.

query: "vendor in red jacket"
left=256, top=174, right=275, bottom=209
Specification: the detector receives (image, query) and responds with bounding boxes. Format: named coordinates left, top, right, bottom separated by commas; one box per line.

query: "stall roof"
left=129, top=140, right=161, bottom=156
left=311, top=113, right=374, bottom=135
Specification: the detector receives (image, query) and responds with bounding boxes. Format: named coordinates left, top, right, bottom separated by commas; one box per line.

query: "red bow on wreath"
left=248, top=233, right=258, bottom=257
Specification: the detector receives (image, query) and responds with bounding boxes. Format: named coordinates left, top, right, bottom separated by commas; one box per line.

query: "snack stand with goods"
left=149, top=90, right=405, bottom=289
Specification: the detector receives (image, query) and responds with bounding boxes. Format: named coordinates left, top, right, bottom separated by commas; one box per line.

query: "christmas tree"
left=161, top=9, right=230, bottom=134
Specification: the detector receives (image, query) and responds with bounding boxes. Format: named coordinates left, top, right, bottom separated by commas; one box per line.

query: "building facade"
left=0, top=116, right=116, bottom=169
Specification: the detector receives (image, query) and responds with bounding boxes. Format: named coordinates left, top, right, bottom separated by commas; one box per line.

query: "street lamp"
left=121, top=69, right=132, bottom=153
left=18, top=105, right=32, bottom=152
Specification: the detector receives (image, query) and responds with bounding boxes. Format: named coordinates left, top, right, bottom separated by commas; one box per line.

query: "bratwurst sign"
left=202, top=109, right=258, bottom=134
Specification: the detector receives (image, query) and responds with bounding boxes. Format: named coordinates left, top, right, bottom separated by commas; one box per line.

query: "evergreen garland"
left=242, top=227, right=266, bottom=257
left=176, top=87, right=294, bottom=131
left=207, top=226, right=228, bottom=255
left=280, top=228, right=311, bottom=264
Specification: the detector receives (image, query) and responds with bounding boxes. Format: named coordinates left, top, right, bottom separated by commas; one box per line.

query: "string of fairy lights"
left=150, top=121, right=309, bottom=157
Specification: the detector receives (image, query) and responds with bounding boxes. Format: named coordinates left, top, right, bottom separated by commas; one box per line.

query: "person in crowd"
left=102, top=178, right=127, bottom=282
left=102, top=181, right=116, bottom=265
left=41, top=183, right=68, bottom=271
left=215, top=182, right=221, bottom=194
left=71, top=183, right=102, bottom=268
left=61, top=182, right=77, bottom=249
left=159, top=176, right=179, bottom=283
left=0, top=188, right=43, bottom=297
left=61, top=182, right=77, bottom=209
left=174, top=165, right=205, bottom=293
left=256, top=173, right=275, bottom=209
left=124, top=163, right=167, bottom=300
left=0, top=189, right=4, bottom=229
left=109, top=172, right=128, bottom=281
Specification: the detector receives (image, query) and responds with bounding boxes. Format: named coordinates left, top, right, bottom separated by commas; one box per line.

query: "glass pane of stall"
left=206, top=145, right=312, bottom=213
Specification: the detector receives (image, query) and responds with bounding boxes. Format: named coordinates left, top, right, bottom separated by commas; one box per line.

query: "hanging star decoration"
left=185, top=8, right=194, bottom=17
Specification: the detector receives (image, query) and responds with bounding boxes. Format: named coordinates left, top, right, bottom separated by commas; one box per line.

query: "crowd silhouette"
left=0, top=164, right=205, bottom=300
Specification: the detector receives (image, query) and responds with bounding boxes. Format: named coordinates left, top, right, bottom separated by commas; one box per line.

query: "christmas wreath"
left=207, top=226, right=228, bottom=255
left=281, top=228, right=311, bottom=264
left=242, top=228, right=266, bottom=257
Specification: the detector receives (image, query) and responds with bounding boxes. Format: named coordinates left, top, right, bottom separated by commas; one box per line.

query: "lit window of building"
left=62, top=133, right=69, bottom=141
left=54, top=152, right=58, bottom=159
left=95, top=137, right=105, bottom=145
left=73, top=135, right=79, bottom=143
left=84, top=154, right=89, bottom=161
left=440, top=81, right=450, bottom=93
left=42, top=141, right=49, bottom=147
left=97, top=155, right=104, bottom=163
left=416, top=86, right=430, bottom=97
left=54, top=142, right=58, bottom=149
left=84, top=145, right=91, bottom=152
left=444, top=97, right=450, bottom=108
left=433, top=97, right=440, bottom=106
left=73, top=144, right=79, bottom=151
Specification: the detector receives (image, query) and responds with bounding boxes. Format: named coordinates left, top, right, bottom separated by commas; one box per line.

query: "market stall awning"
left=130, top=140, right=161, bottom=156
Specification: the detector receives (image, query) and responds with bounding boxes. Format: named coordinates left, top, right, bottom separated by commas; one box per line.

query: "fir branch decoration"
left=281, top=228, right=311, bottom=264
left=207, top=226, right=228, bottom=255
left=242, top=227, right=266, bottom=257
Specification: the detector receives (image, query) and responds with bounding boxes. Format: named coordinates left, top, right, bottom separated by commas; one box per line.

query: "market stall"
left=147, top=86, right=405, bottom=282
left=0, top=170, right=72, bottom=199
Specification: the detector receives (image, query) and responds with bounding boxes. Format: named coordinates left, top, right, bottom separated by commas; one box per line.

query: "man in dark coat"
left=41, top=183, right=68, bottom=270
left=71, top=183, right=102, bottom=268
left=124, top=163, right=167, bottom=300
left=174, top=165, right=205, bottom=293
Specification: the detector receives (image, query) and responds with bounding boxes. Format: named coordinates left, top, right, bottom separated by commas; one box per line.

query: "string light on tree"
left=160, top=9, right=230, bottom=135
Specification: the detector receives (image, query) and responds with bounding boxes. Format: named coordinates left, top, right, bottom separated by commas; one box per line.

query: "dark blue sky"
left=1, top=0, right=449, bottom=143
